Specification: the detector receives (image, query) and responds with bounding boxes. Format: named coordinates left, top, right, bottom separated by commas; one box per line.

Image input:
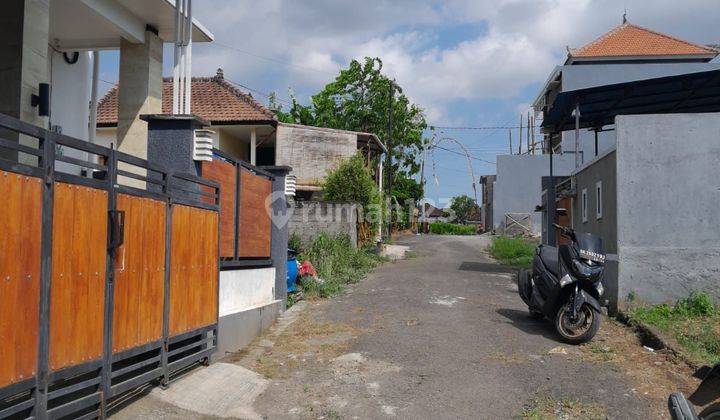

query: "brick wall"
left=289, top=201, right=358, bottom=247
left=275, top=124, right=357, bottom=188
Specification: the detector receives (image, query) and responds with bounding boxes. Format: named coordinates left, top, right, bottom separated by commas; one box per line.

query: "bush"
left=630, top=292, right=720, bottom=364
left=428, top=222, right=475, bottom=235
left=298, top=232, right=386, bottom=299
left=489, top=236, right=537, bottom=268
left=288, top=232, right=302, bottom=252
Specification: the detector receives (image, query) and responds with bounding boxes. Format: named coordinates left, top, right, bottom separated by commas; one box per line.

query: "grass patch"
left=518, top=396, right=607, bottom=420
left=297, top=232, right=387, bottom=299
left=587, top=344, right=616, bottom=362
left=629, top=292, right=720, bottom=365
left=428, top=222, right=476, bottom=235
left=489, top=236, right=537, bottom=269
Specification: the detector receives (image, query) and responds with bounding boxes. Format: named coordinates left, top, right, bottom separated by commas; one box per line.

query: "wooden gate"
left=200, top=150, right=274, bottom=268
left=0, top=172, right=42, bottom=390
left=0, top=114, right=220, bottom=419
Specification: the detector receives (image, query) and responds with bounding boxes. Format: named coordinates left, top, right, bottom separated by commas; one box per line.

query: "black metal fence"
left=0, top=112, right=221, bottom=419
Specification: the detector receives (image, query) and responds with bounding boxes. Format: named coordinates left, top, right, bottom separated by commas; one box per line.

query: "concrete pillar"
left=117, top=30, right=163, bottom=159
left=0, top=0, right=50, bottom=159
left=260, top=166, right=292, bottom=309
left=250, top=127, right=257, bottom=165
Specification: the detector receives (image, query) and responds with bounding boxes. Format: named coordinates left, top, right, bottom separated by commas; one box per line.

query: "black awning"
left=542, top=69, right=720, bottom=132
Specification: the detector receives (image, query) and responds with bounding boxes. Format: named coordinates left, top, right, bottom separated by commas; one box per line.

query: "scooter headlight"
left=596, top=281, right=604, bottom=296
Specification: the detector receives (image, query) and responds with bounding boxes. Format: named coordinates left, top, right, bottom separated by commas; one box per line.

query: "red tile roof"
left=97, top=69, right=276, bottom=126
left=569, top=22, right=718, bottom=60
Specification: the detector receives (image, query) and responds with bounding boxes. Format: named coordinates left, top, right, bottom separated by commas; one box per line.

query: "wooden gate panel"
left=169, top=204, right=219, bottom=336
left=238, top=170, right=271, bottom=258
left=0, top=172, right=42, bottom=388
left=201, top=159, right=236, bottom=257
left=112, top=194, right=166, bottom=353
left=49, top=183, right=108, bottom=371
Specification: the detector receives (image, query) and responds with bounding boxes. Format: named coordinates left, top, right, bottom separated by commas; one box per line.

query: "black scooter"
left=517, top=224, right=606, bottom=344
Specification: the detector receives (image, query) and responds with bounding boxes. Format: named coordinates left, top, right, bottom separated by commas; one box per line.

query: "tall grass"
left=297, top=233, right=386, bottom=298
left=489, top=236, right=537, bottom=268
left=428, top=222, right=476, bottom=235
left=630, top=292, right=720, bottom=365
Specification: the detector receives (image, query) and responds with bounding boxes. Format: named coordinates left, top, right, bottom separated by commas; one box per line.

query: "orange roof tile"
left=97, top=69, right=276, bottom=126
left=569, top=22, right=718, bottom=60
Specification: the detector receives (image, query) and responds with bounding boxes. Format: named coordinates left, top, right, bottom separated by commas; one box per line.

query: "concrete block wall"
left=289, top=201, right=358, bottom=247
left=275, top=124, right=356, bottom=188
left=615, top=113, right=720, bottom=306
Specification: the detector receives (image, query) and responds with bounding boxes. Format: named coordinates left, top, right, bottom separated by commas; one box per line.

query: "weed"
left=630, top=292, right=720, bottom=365
left=289, top=232, right=302, bottom=252
left=518, top=396, right=607, bottom=420
left=298, top=232, right=386, bottom=299
left=405, top=250, right=417, bottom=259
left=489, top=236, right=537, bottom=269
left=588, top=344, right=616, bottom=361
left=428, top=222, right=475, bottom=235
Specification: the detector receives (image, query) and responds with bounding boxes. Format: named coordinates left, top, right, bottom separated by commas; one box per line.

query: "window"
left=596, top=181, right=603, bottom=220
left=581, top=188, right=588, bottom=223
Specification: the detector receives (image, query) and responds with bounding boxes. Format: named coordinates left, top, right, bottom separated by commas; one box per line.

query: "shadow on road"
left=495, top=308, right=559, bottom=341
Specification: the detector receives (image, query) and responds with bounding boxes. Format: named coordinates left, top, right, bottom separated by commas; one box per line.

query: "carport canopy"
left=542, top=69, right=720, bottom=132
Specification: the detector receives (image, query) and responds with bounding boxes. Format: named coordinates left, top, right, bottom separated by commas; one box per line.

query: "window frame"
left=581, top=188, right=588, bottom=223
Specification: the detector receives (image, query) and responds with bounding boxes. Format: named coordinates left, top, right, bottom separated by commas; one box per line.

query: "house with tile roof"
left=533, top=20, right=719, bottom=159
left=487, top=19, right=720, bottom=238
left=96, top=68, right=386, bottom=196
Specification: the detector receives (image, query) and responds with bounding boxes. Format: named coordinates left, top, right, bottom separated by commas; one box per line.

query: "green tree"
left=270, top=57, right=427, bottom=181
left=323, top=154, right=378, bottom=207
left=450, top=195, right=475, bottom=224
left=311, top=57, right=426, bottom=177
left=268, top=91, right=315, bottom=125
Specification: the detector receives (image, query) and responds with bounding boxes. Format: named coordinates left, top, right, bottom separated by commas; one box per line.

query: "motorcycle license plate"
left=579, top=249, right=605, bottom=263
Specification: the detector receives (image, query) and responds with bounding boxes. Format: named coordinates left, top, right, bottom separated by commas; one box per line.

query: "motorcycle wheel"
left=701, top=403, right=720, bottom=419
left=554, top=302, right=600, bottom=344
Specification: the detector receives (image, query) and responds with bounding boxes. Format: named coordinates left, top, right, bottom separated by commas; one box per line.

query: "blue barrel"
left=286, top=250, right=299, bottom=293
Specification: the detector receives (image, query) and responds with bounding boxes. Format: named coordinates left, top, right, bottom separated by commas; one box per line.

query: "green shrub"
left=288, top=232, right=302, bottom=252
left=630, top=292, right=720, bottom=364
left=428, top=222, right=475, bottom=235
left=298, top=232, right=386, bottom=299
left=489, top=236, right=537, bottom=268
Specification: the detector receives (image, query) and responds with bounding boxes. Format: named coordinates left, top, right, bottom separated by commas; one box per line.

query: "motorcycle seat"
left=539, top=245, right=559, bottom=276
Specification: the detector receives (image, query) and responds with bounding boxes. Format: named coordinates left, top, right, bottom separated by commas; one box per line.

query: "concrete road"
left=113, top=234, right=671, bottom=419
left=249, top=234, right=663, bottom=419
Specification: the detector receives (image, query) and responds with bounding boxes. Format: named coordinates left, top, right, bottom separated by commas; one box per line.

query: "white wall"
left=493, top=154, right=575, bottom=233
left=616, top=113, right=720, bottom=305
left=219, top=267, right=277, bottom=317
left=50, top=50, right=93, bottom=175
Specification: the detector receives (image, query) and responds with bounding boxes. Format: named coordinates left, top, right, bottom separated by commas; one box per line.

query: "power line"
left=431, top=124, right=541, bottom=130
left=432, top=145, right=496, bottom=165
left=224, top=78, right=293, bottom=106
left=213, top=41, right=338, bottom=77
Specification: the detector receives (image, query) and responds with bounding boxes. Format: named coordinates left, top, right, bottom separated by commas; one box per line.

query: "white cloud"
left=190, top=0, right=720, bottom=124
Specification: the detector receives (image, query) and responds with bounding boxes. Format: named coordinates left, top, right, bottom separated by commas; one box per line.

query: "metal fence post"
left=35, top=130, right=56, bottom=419
left=100, top=147, right=118, bottom=416
left=160, top=174, right=172, bottom=388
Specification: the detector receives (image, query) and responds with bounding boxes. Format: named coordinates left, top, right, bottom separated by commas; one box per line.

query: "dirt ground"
left=112, top=234, right=711, bottom=419
left=229, top=234, right=706, bottom=419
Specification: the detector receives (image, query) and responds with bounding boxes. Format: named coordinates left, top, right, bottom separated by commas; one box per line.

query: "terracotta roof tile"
left=97, top=69, right=276, bottom=126
left=569, top=22, right=718, bottom=59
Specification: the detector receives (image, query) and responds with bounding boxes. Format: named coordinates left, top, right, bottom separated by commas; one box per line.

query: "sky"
left=99, top=0, right=719, bottom=206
